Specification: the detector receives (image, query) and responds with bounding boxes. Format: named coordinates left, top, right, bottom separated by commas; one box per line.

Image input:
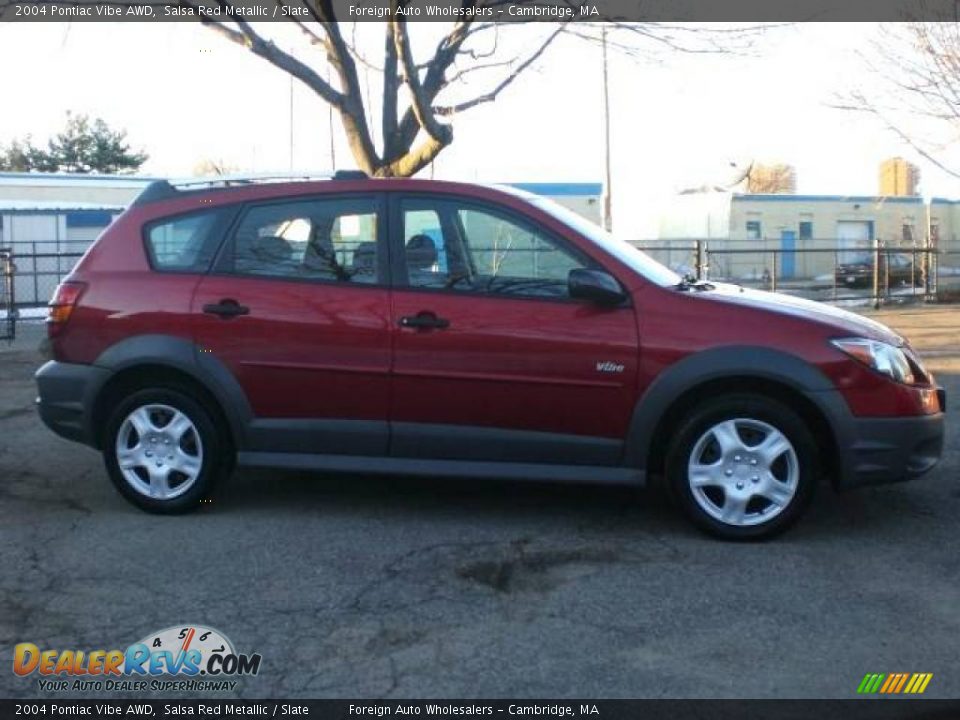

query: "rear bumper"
left=35, top=360, right=109, bottom=448
left=837, top=411, right=945, bottom=489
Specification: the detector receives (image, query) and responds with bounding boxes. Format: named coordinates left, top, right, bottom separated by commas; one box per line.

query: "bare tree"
left=192, top=157, right=240, bottom=176
left=839, top=22, right=960, bottom=181
left=0, top=0, right=768, bottom=177
left=746, top=162, right=796, bottom=193
left=187, top=7, right=765, bottom=177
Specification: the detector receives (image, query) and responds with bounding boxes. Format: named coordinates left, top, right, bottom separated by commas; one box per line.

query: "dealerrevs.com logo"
left=13, top=625, right=262, bottom=692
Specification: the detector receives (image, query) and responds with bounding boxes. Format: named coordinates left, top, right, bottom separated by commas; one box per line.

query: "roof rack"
left=132, top=169, right=369, bottom=206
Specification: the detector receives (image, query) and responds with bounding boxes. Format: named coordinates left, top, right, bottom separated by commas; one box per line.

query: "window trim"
left=210, top=192, right=390, bottom=288
left=387, top=192, right=616, bottom=304
left=141, top=205, right=239, bottom=275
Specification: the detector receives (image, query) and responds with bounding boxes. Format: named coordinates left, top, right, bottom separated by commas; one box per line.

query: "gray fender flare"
left=92, top=334, right=252, bottom=447
left=623, top=345, right=852, bottom=469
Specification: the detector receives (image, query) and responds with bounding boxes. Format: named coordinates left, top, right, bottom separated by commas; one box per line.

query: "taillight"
left=47, top=281, right=86, bottom=332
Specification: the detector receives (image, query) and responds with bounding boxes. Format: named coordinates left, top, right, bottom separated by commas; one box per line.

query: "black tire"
left=665, top=393, right=818, bottom=540
left=102, top=385, right=229, bottom=514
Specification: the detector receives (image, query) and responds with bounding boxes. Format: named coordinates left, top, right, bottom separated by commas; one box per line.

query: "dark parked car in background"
left=35, top=173, right=945, bottom=540
left=835, top=251, right=920, bottom=289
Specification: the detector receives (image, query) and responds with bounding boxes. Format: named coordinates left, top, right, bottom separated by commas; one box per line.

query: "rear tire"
left=665, top=393, right=817, bottom=540
left=102, top=385, right=229, bottom=514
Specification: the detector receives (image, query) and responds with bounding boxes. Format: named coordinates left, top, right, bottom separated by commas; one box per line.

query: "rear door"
left=192, top=193, right=391, bottom=455
left=387, top=194, right=639, bottom=466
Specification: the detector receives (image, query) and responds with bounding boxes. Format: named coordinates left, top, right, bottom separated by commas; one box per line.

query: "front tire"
left=102, top=386, right=227, bottom=514
left=665, top=394, right=818, bottom=540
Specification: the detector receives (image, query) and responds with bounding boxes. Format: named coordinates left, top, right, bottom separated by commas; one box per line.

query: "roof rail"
left=131, top=169, right=369, bottom=206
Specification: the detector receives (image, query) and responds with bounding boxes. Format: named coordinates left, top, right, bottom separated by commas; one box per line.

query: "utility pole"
left=289, top=71, right=294, bottom=171
left=601, top=24, right=613, bottom=233
left=328, top=64, right=337, bottom=170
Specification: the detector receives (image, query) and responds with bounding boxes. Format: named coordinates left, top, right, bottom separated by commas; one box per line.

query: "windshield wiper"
left=674, top=273, right=715, bottom=292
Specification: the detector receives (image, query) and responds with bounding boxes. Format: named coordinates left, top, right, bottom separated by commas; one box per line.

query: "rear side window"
left=145, top=210, right=225, bottom=272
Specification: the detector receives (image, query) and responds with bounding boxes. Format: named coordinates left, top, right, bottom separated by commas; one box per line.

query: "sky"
left=1, top=21, right=959, bottom=237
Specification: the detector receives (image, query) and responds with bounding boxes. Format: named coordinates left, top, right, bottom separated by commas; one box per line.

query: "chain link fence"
left=634, top=239, right=950, bottom=308
left=2, top=238, right=958, bottom=338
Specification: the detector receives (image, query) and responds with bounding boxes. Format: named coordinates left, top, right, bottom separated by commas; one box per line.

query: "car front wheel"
left=666, top=394, right=818, bottom=540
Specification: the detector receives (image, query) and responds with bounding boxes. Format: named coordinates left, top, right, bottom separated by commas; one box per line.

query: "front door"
left=192, top=193, right=391, bottom=455
left=780, top=230, right=796, bottom=279
left=387, top=195, right=639, bottom=466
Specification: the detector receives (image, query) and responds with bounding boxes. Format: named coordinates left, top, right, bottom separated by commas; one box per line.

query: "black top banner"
left=2, top=0, right=960, bottom=22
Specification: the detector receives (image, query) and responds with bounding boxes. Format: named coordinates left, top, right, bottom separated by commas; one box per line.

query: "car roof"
left=131, top=173, right=529, bottom=210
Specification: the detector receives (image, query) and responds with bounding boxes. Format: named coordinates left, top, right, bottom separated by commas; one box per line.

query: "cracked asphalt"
left=1, top=308, right=958, bottom=700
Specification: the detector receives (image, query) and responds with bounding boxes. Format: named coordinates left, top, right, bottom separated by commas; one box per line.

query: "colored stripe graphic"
left=858, top=673, right=932, bottom=694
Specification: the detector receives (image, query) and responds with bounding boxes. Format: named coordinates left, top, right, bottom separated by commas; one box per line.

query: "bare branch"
left=391, top=14, right=453, bottom=144
left=434, top=24, right=567, bottom=117
left=201, top=17, right=343, bottom=108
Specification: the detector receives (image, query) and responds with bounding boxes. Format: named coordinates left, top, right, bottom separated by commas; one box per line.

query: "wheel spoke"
left=720, top=493, right=749, bottom=525
left=165, top=411, right=193, bottom=443
left=148, top=466, right=172, bottom=498
left=171, top=449, right=202, bottom=479
left=128, top=407, right=157, bottom=437
left=117, top=446, right=141, bottom=470
left=756, top=429, right=790, bottom=466
left=711, top=420, right=743, bottom=456
left=689, top=463, right=723, bottom=487
left=758, top=475, right=795, bottom=507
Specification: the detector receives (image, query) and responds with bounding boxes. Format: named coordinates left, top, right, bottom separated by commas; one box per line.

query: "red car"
left=36, top=174, right=946, bottom=539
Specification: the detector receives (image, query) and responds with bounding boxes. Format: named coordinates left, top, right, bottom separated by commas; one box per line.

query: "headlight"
left=831, top=338, right=916, bottom=384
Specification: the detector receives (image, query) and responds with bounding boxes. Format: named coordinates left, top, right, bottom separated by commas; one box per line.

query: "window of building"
left=229, top=198, right=379, bottom=283
left=746, top=220, right=762, bottom=240
left=145, top=210, right=225, bottom=272
left=66, top=211, right=115, bottom=228
left=799, top=221, right=813, bottom=240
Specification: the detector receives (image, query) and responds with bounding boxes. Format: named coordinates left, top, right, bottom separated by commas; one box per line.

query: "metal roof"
left=0, top=172, right=157, bottom=188
left=0, top=200, right=124, bottom=213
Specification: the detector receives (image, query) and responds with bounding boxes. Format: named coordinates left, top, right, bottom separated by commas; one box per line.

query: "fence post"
left=930, top=248, right=938, bottom=298
left=872, top=238, right=881, bottom=310
left=771, top=251, right=778, bottom=292
left=695, top=239, right=706, bottom=281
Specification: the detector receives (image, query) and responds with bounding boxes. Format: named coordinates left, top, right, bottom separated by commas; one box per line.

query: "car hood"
left=700, top=283, right=904, bottom=345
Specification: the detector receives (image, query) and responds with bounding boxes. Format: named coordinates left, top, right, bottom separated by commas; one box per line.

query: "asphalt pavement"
left=1, top=310, right=958, bottom=700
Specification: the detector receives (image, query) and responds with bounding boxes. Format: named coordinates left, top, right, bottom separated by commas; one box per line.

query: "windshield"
left=527, top=196, right=682, bottom=287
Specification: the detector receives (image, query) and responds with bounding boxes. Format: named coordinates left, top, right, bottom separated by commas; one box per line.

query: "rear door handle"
left=399, top=311, right=449, bottom=330
left=203, top=299, right=249, bottom=318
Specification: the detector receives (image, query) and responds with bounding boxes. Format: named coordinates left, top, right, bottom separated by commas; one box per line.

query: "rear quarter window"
left=144, top=210, right=226, bottom=272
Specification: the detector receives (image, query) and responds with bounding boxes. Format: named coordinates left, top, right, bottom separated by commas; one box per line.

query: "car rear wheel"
left=103, top=386, right=227, bottom=513
left=666, top=394, right=817, bottom=540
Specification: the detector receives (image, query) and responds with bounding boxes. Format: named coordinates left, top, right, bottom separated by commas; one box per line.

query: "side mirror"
left=568, top=268, right=627, bottom=306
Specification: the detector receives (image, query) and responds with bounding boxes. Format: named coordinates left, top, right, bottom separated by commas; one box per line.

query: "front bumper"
left=35, top=360, right=109, bottom=448
left=838, top=410, right=945, bottom=488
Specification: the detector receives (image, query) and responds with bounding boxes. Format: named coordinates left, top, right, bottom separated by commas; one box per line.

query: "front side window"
left=145, top=210, right=225, bottom=272
left=230, top=197, right=379, bottom=283
left=400, top=200, right=590, bottom=299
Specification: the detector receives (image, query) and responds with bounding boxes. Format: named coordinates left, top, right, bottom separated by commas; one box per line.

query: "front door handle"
left=399, top=311, right=449, bottom=330
left=203, top=299, right=249, bottom=318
